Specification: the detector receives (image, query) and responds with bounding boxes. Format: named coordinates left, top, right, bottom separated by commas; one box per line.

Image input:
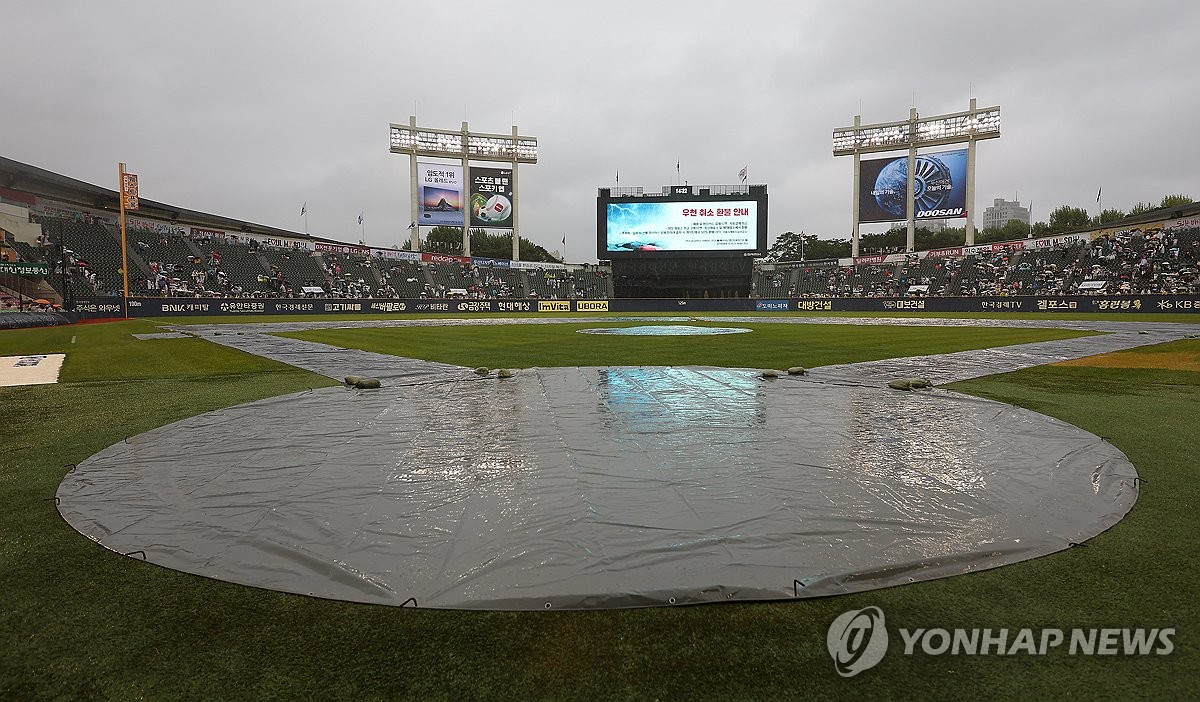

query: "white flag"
left=738, top=166, right=748, bottom=183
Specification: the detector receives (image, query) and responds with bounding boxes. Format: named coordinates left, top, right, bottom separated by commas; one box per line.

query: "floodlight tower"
left=390, top=117, right=538, bottom=258
left=833, top=98, right=1000, bottom=256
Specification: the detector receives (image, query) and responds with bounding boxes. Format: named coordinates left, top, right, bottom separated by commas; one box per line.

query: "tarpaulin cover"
left=0, top=311, right=73, bottom=329
left=58, top=354, right=1140, bottom=610
left=60, top=315, right=1199, bottom=610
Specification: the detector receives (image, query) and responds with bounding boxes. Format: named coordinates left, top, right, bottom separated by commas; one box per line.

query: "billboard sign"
left=859, top=149, right=967, bottom=223
left=469, top=167, right=514, bottom=228
left=602, top=200, right=761, bottom=254
left=0, top=261, right=51, bottom=275
left=418, top=163, right=464, bottom=226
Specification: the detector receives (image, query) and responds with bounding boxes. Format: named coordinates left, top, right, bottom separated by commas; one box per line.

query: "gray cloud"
left=5, top=1, right=1197, bottom=261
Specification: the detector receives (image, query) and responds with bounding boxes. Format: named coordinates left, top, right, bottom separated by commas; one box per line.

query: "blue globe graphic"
left=872, top=156, right=954, bottom=217
left=873, top=160, right=909, bottom=218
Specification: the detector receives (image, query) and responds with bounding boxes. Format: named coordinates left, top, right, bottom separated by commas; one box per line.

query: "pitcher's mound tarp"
left=56, top=367, right=1137, bottom=610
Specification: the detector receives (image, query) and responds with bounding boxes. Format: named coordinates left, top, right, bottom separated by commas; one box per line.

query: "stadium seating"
left=201, top=239, right=273, bottom=294
left=33, top=216, right=126, bottom=298
left=260, top=248, right=328, bottom=291
left=521, top=268, right=570, bottom=299
left=20, top=206, right=1196, bottom=302
left=566, top=267, right=610, bottom=299
left=752, top=268, right=794, bottom=298
left=376, top=259, right=430, bottom=298
left=426, top=261, right=480, bottom=296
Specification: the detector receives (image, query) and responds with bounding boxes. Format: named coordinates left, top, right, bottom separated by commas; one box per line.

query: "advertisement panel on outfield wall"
left=859, top=149, right=968, bottom=223
left=469, top=167, right=515, bottom=229
left=71, top=295, right=1200, bottom=319
left=417, top=163, right=464, bottom=226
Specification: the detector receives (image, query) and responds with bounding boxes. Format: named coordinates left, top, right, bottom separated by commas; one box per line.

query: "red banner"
left=421, top=253, right=471, bottom=264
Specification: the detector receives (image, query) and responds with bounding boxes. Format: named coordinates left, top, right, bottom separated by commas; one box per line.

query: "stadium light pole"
left=834, top=98, right=1000, bottom=256
left=390, top=117, right=537, bottom=260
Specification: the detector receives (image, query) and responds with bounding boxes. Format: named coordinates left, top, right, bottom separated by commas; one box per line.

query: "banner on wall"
left=69, top=295, right=1200, bottom=319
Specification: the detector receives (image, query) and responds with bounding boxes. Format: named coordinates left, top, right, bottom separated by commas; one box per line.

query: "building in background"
left=982, top=198, right=1030, bottom=230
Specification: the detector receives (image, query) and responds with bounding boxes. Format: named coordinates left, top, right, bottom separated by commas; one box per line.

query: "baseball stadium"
left=3, top=121, right=1198, bottom=699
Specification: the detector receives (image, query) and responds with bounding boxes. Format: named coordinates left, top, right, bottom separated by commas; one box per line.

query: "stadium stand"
left=521, top=267, right=571, bottom=299
left=260, top=248, right=328, bottom=293
left=426, top=260, right=480, bottom=297
left=1075, top=228, right=1200, bottom=294
left=376, top=258, right=432, bottom=298
left=200, top=239, right=273, bottom=296
left=568, top=267, right=611, bottom=299
left=128, top=229, right=206, bottom=296
left=33, top=216, right=126, bottom=298
left=752, top=268, right=794, bottom=298
left=476, top=263, right=520, bottom=298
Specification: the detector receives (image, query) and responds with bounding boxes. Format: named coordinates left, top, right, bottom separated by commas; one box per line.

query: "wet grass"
left=1, top=321, right=1196, bottom=700
left=277, top=321, right=1094, bottom=370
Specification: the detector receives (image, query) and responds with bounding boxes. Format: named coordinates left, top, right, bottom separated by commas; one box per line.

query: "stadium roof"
left=0, top=155, right=341, bottom=244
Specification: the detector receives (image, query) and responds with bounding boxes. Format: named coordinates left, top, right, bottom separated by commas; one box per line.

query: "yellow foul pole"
left=118, top=162, right=130, bottom=317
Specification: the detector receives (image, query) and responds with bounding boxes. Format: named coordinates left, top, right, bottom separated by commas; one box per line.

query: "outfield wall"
left=66, top=295, right=1200, bottom=319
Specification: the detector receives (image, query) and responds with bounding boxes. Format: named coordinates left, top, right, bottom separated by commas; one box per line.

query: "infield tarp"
left=58, top=362, right=1138, bottom=610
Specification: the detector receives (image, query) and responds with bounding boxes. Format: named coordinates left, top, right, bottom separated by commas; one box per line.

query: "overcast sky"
left=5, top=1, right=1198, bottom=261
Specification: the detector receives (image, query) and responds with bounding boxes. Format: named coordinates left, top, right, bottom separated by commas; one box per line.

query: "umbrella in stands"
left=35, top=299, right=50, bottom=305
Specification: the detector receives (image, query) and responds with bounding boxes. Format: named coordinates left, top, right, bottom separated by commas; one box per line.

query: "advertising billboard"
left=598, top=193, right=767, bottom=258
left=418, top=163, right=463, bottom=226
left=858, top=149, right=967, bottom=223
left=469, top=167, right=515, bottom=229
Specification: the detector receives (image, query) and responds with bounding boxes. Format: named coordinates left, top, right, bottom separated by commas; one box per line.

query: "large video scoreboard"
left=597, top=185, right=768, bottom=259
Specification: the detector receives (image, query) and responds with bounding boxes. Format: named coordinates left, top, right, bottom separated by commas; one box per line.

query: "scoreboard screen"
left=598, top=188, right=767, bottom=258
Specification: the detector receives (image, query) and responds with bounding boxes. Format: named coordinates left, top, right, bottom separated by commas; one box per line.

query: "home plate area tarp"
left=57, top=363, right=1137, bottom=611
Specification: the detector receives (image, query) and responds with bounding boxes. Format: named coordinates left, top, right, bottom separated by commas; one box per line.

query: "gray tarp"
left=53, top=314, right=1182, bottom=609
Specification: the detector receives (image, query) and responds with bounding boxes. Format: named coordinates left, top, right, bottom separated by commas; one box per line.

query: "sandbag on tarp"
left=887, top=377, right=934, bottom=391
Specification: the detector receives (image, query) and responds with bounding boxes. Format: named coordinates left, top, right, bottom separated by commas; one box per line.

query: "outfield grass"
left=2, top=320, right=1196, bottom=700
left=148, top=310, right=1200, bottom=325
left=276, top=321, right=1096, bottom=370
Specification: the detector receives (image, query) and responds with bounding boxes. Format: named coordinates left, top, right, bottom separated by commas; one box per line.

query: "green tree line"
left=766, top=193, right=1194, bottom=261
left=404, top=227, right=561, bottom=262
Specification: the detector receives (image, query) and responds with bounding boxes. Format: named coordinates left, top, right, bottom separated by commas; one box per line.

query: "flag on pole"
left=562, top=234, right=567, bottom=246
left=1096, top=187, right=1102, bottom=203
left=738, top=166, right=748, bottom=183
left=408, top=221, right=416, bottom=229
left=121, top=172, right=140, bottom=211
left=616, top=168, right=619, bottom=185
left=358, top=212, right=364, bottom=225
left=300, top=202, right=307, bottom=216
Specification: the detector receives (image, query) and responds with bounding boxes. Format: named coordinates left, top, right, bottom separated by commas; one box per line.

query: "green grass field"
left=2, top=317, right=1197, bottom=700
left=276, top=320, right=1095, bottom=369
